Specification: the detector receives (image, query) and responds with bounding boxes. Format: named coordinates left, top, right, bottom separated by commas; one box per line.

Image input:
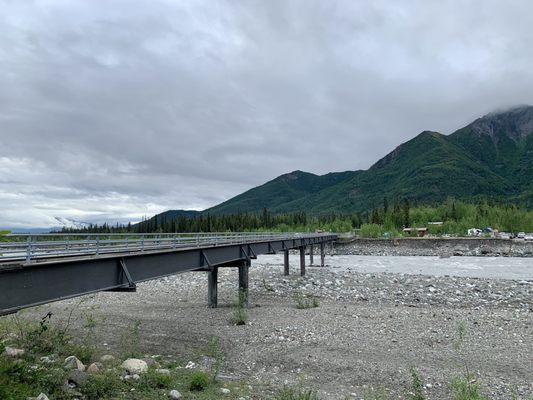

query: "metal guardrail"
left=0, top=232, right=332, bottom=264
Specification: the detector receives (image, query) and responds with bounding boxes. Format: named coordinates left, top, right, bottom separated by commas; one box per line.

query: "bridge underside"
left=0, top=235, right=335, bottom=316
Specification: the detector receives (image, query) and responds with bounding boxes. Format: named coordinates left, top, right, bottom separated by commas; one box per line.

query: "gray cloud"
left=1, top=0, right=532, bottom=227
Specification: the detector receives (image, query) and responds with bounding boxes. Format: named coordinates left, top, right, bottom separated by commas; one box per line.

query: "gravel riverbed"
left=32, top=256, right=533, bottom=399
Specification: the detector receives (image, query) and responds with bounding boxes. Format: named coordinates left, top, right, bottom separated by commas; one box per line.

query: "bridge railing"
left=0, top=232, right=334, bottom=263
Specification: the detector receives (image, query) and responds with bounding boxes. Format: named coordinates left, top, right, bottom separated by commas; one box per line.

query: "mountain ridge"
left=159, top=106, right=533, bottom=220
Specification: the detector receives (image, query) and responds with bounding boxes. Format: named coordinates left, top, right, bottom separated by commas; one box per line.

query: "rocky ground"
left=26, top=257, right=533, bottom=399
left=333, top=238, right=533, bottom=257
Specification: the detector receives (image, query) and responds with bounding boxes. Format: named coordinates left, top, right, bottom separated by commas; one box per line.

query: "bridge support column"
left=299, top=247, right=306, bottom=276
left=207, top=267, right=218, bottom=308
left=238, top=260, right=250, bottom=308
left=309, top=245, right=314, bottom=265
left=283, top=250, right=289, bottom=276
left=320, top=242, right=325, bottom=267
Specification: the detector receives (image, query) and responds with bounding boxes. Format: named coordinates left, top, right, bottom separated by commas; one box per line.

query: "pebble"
left=169, top=389, right=182, bottom=399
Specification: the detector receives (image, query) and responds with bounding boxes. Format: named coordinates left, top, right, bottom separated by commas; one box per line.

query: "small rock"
left=4, top=346, right=25, bottom=358
left=87, top=362, right=102, bottom=374
left=185, top=361, right=196, bottom=369
left=220, top=388, right=231, bottom=395
left=67, top=369, right=88, bottom=387
left=169, top=390, right=182, bottom=400
left=64, top=356, right=85, bottom=371
left=122, top=358, right=148, bottom=375
left=100, top=354, right=115, bottom=363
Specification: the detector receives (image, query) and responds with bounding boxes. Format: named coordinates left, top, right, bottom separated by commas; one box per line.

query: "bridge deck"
left=0, top=232, right=336, bottom=315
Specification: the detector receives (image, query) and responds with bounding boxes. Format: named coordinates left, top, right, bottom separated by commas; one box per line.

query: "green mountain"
left=158, top=106, right=533, bottom=220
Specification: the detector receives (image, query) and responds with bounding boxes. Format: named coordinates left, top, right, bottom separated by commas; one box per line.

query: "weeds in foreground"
left=362, top=387, right=390, bottom=400
left=188, top=370, right=210, bottom=391
left=294, top=291, right=320, bottom=309
left=275, top=385, right=320, bottom=400
left=119, top=319, right=142, bottom=358
left=206, top=336, right=225, bottom=382
left=405, top=367, right=425, bottom=400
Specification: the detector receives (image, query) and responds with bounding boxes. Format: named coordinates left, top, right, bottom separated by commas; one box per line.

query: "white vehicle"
left=525, top=234, right=533, bottom=241
left=516, top=232, right=526, bottom=239
left=499, top=232, right=511, bottom=240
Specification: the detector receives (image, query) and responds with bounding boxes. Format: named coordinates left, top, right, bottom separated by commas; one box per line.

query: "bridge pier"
left=207, top=266, right=218, bottom=308
left=299, top=246, right=306, bottom=276
left=309, top=244, right=314, bottom=265
left=238, top=260, right=250, bottom=308
left=320, top=242, right=325, bottom=267
left=283, top=249, right=289, bottom=276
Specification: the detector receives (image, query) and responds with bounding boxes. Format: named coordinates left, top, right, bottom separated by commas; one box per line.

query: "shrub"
left=450, top=377, right=489, bottom=400
left=405, top=367, right=425, bottom=400
left=81, top=371, right=124, bottom=400
left=294, top=292, right=320, bottom=309
left=188, top=370, right=210, bottom=391
left=275, top=386, right=320, bottom=400
left=359, top=224, right=383, bottom=238
left=138, top=368, right=173, bottom=390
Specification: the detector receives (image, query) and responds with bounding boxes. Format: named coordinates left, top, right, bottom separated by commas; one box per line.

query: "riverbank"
left=16, top=256, right=532, bottom=399
left=333, top=238, right=533, bottom=257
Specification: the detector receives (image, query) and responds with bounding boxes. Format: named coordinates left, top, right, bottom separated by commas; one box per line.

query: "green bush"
left=359, top=224, right=383, bottom=238
left=275, top=386, right=320, bottom=400
left=138, top=368, right=173, bottom=390
left=188, top=370, right=210, bottom=391
left=81, top=371, right=124, bottom=400
left=450, top=377, right=489, bottom=400
left=294, top=292, right=320, bottom=309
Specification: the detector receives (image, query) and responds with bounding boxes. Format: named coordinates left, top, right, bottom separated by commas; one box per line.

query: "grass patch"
left=275, top=386, right=320, bottom=400
left=188, top=370, right=210, bottom=391
left=293, top=292, right=320, bottom=309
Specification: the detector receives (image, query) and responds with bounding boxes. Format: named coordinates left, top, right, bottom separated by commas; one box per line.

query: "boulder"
left=122, top=358, right=148, bottom=375
left=67, top=369, right=88, bottom=387
left=220, top=388, right=231, bottom=395
left=63, top=356, right=85, bottom=371
left=87, top=362, right=102, bottom=374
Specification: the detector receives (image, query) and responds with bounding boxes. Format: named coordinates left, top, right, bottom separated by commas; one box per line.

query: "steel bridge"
left=0, top=232, right=337, bottom=316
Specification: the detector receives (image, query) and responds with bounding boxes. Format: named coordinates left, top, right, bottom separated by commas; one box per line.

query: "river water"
left=256, top=254, right=533, bottom=280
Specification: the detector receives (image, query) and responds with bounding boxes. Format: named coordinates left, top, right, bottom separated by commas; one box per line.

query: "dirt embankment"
left=333, top=238, right=533, bottom=257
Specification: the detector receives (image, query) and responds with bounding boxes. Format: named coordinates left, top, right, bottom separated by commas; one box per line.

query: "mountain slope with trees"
left=204, top=106, right=533, bottom=215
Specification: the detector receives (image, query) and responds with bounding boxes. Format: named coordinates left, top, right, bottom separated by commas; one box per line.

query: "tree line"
left=58, top=198, right=533, bottom=235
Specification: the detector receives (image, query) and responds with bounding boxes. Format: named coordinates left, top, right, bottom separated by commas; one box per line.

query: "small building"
left=428, top=222, right=444, bottom=226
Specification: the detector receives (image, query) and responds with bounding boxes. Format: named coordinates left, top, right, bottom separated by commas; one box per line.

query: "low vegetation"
left=293, top=291, right=320, bottom=309
left=0, top=311, right=246, bottom=400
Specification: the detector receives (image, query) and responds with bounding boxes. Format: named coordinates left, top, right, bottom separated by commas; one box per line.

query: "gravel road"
left=33, top=256, right=533, bottom=399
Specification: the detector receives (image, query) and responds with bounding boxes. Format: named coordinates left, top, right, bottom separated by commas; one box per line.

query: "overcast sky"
left=1, top=0, right=533, bottom=228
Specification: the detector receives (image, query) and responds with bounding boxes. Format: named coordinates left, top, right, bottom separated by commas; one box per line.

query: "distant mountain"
left=54, top=217, right=91, bottom=230
left=153, top=106, right=533, bottom=220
